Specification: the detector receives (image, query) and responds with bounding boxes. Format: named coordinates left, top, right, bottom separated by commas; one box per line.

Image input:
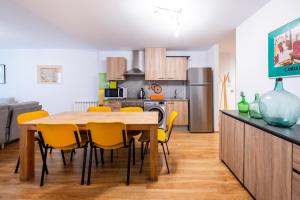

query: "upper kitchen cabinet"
left=145, top=48, right=166, bottom=80
left=165, top=57, right=188, bottom=80
left=106, top=57, right=127, bottom=80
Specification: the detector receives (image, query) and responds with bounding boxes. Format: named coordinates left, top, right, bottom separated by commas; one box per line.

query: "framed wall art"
left=0, top=64, right=6, bottom=84
left=268, top=17, right=300, bottom=78
left=37, top=65, right=62, bottom=84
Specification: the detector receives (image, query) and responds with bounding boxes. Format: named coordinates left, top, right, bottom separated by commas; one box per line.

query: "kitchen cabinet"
left=145, top=48, right=166, bottom=80
left=106, top=57, right=127, bottom=80
left=165, top=57, right=188, bottom=80
left=220, top=111, right=297, bottom=200
left=220, top=114, right=244, bottom=183
left=244, top=124, right=292, bottom=200
left=166, top=100, right=188, bottom=125
left=292, top=171, right=300, bottom=200
left=293, top=144, right=300, bottom=172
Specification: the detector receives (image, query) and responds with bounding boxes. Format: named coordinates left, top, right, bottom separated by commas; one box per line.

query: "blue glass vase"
left=259, top=78, right=300, bottom=127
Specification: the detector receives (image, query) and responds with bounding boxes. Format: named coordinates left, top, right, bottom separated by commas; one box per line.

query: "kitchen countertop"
left=221, top=110, right=300, bottom=146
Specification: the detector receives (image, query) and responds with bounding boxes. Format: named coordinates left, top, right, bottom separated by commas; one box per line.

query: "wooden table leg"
left=149, top=125, right=158, bottom=181
left=20, top=125, right=35, bottom=181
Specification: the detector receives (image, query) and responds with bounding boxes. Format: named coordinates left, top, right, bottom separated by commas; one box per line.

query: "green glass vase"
left=249, top=93, right=262, bottom=119
left=259, top=78, right=300, bottom=127
left=238, top=92, right=249, bottom=113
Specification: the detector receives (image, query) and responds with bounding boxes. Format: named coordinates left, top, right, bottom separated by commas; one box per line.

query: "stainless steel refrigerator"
left=187, top=67, right=213, bottom=132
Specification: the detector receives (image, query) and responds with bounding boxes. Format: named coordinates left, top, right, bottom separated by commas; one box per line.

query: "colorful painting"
left=268, top=17, right=300, bottom=78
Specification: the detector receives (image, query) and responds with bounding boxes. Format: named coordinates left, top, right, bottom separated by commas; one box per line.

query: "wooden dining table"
left=19, top=112, right=159, bottom=182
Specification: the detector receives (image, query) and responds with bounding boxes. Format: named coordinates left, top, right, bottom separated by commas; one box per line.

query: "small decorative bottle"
left=249, top=93, right=262, bottom=119
left=238, top=92, right=249, bottom=113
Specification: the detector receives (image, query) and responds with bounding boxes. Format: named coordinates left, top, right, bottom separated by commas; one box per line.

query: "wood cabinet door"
left=244, top=124, right=292, bottom=200
left=166, top=101, right=188, bottom=125
left=145, top=48, right=166, bottom=80
left=221, top=114, right=244, bottom=183
left=165, top=57, right=187, bottom=80
left=106, top=57, right=127, bottom=80
left=292, top=171, right=300, bottom=200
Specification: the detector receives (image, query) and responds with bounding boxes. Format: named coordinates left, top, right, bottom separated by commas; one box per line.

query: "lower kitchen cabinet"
left=244, top=124, right=292, bottom=200
left=166, top=100, right=188, bottom=125
left=220, top=114, right=244, bottom=183
left=220, top=111, right=296, bottom=200
left=293, top=172, right=300, bottom=200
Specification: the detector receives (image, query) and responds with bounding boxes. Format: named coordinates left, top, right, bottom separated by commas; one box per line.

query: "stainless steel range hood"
left=124, top=50, right=145, bottom=76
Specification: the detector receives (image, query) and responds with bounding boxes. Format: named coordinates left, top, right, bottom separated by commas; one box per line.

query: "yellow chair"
left=15, top=110, right=49, bottom=173
left=138, top=111, right=178, bottom=174
left=120, top=107, right=143, bottom=163
left=37, top=123, right=89, bottom=186
left=87, top=106, right=111, bottom=112
left=86, top=122, right=134, bottom=185
left=87, top=105, right=112, bottom=165
left=120, top=107, right=143, bottom=112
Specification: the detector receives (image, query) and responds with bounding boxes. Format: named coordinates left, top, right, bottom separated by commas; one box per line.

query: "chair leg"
left=61, top=150, right=67, bottom=166
left=14, top=157, right=20, bottom=173
left=40, top=145, right=48, bottom=187
left=141, top=142, right=144, bottom=160
left=100, top=148, right=104, bottom=165
left=144, top=141, right=149, bottom=155
left=127, top=139, right=132, bottom=185
left=132, top=139, right=135, bottom=166
left=94, top=147, right=98, bottom=166
left=81, top=147, right=87, bottom=185
left=165, top=142, right=170, bottom=155
left=38, top=140, right=48, bottom=174
left=161, top=143, right=170, bottom=174
left=139, top=142, right=149, bottom=173
left=110, top=150, right=113, bottom=163
left=87, top=145, right=93, bottom=185
left=70, top=149, right=74, bottom=162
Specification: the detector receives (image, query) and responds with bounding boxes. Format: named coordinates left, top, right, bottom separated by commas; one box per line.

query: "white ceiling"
left=2, top=0, right=270, bottom=49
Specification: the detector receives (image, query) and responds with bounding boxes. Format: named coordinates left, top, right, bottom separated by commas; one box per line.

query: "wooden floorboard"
left=0, top=131, right=252, bottom=200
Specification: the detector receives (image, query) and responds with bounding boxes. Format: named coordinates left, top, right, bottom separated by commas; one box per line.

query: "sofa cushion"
left=0, top=98, right=17, bottom=104
left=6, top=101, right=40, bottom=129
left=8, top=101, right=39, bottom=109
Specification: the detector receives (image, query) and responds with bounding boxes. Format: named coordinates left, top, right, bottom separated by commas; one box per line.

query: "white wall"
left=236, top=0, right=300, bottom=104
left=0, top=49, right=99, bottom=114
left=207, top=45, right=220, bottom=131
left=218, top=31, right=236, bottom=110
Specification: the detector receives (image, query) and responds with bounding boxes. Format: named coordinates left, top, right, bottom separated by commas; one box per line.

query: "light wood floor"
left=0, top=131, right=252, bottom=200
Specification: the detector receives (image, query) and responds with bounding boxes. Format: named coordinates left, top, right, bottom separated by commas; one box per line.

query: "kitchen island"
left=220, top=110, right=300, bottom=200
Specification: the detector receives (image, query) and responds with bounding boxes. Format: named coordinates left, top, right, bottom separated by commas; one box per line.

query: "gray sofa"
left=0, top=98, right=42, bottom=149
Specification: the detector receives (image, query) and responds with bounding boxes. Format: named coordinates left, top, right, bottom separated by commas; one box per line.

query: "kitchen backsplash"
left=119, top=77, right=186, bottom=99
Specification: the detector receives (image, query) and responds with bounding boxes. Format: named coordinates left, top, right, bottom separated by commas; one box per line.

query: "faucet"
left=174, top=89, right=177, bottom=99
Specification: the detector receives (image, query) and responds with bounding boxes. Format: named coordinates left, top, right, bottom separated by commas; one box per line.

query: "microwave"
left=104, top=87, right=127, bottom=99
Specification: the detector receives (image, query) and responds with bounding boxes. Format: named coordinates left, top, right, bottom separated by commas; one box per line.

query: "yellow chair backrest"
left=86, top=122, right=127, bottom=149
left=120, top=107, right=143, bottom=112
left=166, top=111, right=178, bottom=141
left=37, top=124, right=81, bottom=149
left=87, top=106, right=111, bottom=112
left=17, top=110, right=49, bottom=124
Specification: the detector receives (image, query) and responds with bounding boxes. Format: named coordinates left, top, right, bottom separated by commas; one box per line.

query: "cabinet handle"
left=167, top=78, right=174, bottom=79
